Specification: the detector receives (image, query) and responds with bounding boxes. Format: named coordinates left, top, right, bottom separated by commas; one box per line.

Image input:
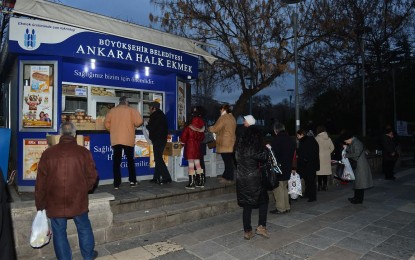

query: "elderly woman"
left=209, top=104, right=237, bottom=184
left=342, top=132, right=373, bottom=204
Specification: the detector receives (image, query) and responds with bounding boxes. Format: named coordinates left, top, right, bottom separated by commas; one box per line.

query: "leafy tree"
left=150, top=0, right=318, bottom=119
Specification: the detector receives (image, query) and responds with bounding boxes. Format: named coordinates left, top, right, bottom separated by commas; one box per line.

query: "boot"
left=185, top=174, right=196, bottom=190
left=195, top=169, right=205, bottom=188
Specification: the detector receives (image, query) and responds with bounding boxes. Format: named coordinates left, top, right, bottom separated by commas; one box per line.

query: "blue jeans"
left=51, top=212, right=95, bottom=260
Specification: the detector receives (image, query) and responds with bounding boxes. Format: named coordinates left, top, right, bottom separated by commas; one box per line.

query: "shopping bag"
left=288, top=172, right=302, bottom=199
left=341, top=158, right=355, bottom=181
left=30, top=210, right=52, bottom=248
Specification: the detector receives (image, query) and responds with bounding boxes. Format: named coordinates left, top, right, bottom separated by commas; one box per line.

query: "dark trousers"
left=113, top=145, right=136, bottom=187
left=382, top=159, right=396, bottom=179
left=303, top=171, right=317, bottom=200
left=354, top=189, right=365, bottom=203
left=317, top=175, right=328, bottom=188
left=152, top=139, right=171, bottom=181
left=221, top=153, right=234, bottom=181
left=242, top=202, right=268, bottom=232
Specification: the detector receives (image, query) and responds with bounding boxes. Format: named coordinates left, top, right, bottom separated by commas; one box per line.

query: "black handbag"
left=262, top=150, right=282, bottom=191
left=335, top=163, right=345, bottom=179
left=202, top=130, right=215, bottom=144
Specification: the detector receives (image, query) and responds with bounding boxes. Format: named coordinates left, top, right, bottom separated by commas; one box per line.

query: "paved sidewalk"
left=80, top=168, right=415, bottom=260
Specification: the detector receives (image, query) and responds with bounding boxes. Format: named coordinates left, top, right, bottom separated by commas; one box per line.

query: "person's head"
left=243, top=115, right=256, bottom=127
left=60, top=121, right=76, bottom=137
left=39, top=111, right=45, bottom=118
left=149, top=101, right=160, bottom=113
left=119, top=96, right=129, bottom=105
left=384, top=125, right=394, bottom=137
left=236, top=126, right=263, bottom=152
left=273, top=122, right=286, bottom=135
left=219, top=104, right=231, bottom=114
left=45, top=113, right=49, bottom=118
left=296, top=129, right=306, bottom=140
left=316, top=125, right=326, bottom=135
left=191, top=106, right=205, bottom=117
left=341, top=131, right=354, bottom=145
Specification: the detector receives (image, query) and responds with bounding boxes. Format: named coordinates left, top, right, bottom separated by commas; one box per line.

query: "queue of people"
left=33, top=98, right=387, bottom=255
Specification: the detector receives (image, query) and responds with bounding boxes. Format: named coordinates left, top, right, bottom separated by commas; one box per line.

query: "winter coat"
left=270, top=131, right=296, bottom=181
left=297, top=135, right=320, bottom=177
left=104, top=104, right=143, bottom=147
left=345, top=138, right=373, bottom=190
left=180, top=117, right=205, bottom=160
left=0, top=169, right=16, bottom=260
left=381, top=134, right=399, bottom=161
left=236, top=144, right=268, bottom=207
left=209, top=113, right=236, bottom=153
left=35, top=135, right=98, bottom=218
left=147, top=109, right=168, bottom=142
left=315, top=132, right=335, bottom=176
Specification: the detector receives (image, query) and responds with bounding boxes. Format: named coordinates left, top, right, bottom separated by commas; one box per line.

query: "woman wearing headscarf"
left=342, top=132, right=373, bottom=204
left=235, top=126, right=269, bottom=240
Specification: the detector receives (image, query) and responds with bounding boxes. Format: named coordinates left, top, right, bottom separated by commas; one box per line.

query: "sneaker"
left=114, top=186, right=119, bottom=190
left=255, top=225, right=269, bottom=239
left=244, top=230, right=255, bottom=240
left=130, top=182, right=138, bottom=187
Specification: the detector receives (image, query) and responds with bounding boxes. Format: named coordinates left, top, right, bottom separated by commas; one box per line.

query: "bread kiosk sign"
left=22, top=65, right=53, bottom=128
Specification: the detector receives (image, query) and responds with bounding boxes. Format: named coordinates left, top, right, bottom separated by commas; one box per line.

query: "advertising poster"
left=23, top=139, right=49, bottom=180
left=22, top=65, right=53, bottom=128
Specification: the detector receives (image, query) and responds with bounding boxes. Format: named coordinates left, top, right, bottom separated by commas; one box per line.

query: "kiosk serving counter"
left=0, top=0, right=217, bottom=191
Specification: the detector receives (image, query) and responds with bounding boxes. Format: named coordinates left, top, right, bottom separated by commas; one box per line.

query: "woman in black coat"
left=296, top=129, right=320, bottom=202
left=235, top=126, right=269, bottom=240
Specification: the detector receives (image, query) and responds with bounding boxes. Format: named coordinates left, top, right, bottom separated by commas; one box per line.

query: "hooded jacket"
left=315, top=131, right=335, bottom=176
left=180, top=116, right=205, bottom=160
left=35, top=135, right=98, bottom=218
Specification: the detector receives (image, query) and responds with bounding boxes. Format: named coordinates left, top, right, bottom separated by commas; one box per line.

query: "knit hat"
left=243, top=115, right=256, bottom=126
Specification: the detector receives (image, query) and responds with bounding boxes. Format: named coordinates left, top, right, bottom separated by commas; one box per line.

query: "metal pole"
left=361, top=38, right=366, bottom=137
left=249, top=80, right=252, bottom=115
left=392, top=68, right=396, bottom=130
left=293, top=12, right=300, bottom=133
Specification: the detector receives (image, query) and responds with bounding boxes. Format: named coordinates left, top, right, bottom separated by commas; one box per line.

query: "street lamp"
left=281, top=0, right=303, bottom=133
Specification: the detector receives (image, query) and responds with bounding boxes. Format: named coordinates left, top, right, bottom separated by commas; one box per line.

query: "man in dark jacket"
left=296, top=129, right=320, bottom=202
left=146, top=101, right=172, bottom=184
left=381, top=126, right=399, bottom=180
left=0, top=169, right=16, bottom=260
left=269, top=122, right=296, bottom=214
left=35, top=122, right=98, bottom=259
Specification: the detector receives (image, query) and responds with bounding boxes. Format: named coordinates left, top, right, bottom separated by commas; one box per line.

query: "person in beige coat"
left=315, top=126, right=334, bottom=191
left=209, top=104, right=236, bottom=183
left=105, top=96, right=143, bottom=189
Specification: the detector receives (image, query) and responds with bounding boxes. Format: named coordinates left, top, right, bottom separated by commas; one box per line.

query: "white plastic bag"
left=288, top=171, right=302, bottom=199
left=30, top=210, right=52, bottom=248
left=341, top=158, right=356, bottom=181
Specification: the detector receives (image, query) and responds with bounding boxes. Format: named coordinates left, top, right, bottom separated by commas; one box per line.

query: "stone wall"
left=11, top=193, right=114, bottom=259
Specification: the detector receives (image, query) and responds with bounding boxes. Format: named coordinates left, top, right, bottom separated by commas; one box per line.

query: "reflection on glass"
left=96, top=102, right=115, bottom=117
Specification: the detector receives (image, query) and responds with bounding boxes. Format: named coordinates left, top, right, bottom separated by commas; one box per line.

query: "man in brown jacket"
left=35, top=122, right=98, bottom=260
left=105, top=96, right=143, bottom=188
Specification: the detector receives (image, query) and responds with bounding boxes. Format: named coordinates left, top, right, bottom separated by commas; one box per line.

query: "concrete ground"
left=74, top=166, right=415, bottom=260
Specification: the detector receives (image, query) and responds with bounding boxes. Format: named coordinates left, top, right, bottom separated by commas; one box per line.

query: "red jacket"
left=180, top=117, right=205, bottom=160
left=35, top=135, right=98, bottom=218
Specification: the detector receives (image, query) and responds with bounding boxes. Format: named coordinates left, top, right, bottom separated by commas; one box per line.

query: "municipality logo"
left=24, top=28, right=36, bottom=48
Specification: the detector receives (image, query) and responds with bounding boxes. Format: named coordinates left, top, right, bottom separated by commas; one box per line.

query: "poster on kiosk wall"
left=22, top=65, right=54, bottom=128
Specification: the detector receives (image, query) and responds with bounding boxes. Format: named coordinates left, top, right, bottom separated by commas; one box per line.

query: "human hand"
left=265, top=144, right=271, bottom=149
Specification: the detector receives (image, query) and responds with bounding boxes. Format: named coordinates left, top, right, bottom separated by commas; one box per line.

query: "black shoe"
left=93, top=250, right=98, bottom=259
left=160, top=179, right=172, bottom=185
left=149, top=179, right=157, bottom=183
left=307, top=198, right=316, bottom=202
left=269, top=209, right=285, bottom=214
